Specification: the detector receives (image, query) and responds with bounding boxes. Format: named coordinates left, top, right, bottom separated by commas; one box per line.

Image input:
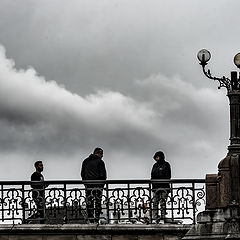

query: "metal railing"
left=0, top=179, right=205, bottom=225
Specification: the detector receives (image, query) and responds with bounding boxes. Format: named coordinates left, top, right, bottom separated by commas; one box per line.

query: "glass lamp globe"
left=197, top=49, right=211, bottom=63
left=234, top=53, right=240, bottom=68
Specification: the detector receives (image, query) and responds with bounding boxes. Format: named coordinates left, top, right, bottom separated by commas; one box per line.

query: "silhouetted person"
left=30, top=161, right=48, bottom=223
left=151, top=151, right=171, bottom=223
left=81, top=148, right=107, bottom=223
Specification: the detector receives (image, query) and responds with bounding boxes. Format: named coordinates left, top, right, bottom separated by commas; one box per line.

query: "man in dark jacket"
left=30, top=160, right=48, bottom=223
left=81, top=147, right=107, bottom=223
left=151, top=151, right=171, bottom=223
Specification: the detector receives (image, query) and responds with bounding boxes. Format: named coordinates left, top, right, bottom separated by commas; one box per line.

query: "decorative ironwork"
left=197, top=49, right=240, bottom=92
left=0, top=179, right=205, bottom=225
left=200, top=63, right=231, bottom=91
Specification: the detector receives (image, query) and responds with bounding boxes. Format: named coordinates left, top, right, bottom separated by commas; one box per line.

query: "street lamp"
left=197, top=49, right=240, bottom=152
left=197, top=49, right=240, bottom=209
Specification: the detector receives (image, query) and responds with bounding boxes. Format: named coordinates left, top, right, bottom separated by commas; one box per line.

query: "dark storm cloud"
left=0, top=1, right=168, bottom=95
left=1, top=0, right=239, bottom=95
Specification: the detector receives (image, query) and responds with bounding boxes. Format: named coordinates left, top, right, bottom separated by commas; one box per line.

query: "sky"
left=0, top=0, right=238, bottom=180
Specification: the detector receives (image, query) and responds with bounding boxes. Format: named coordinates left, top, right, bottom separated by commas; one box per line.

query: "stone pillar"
left=218, top=155, right=231, bottom=208
left=228, top=91, right=240, bottom=152
left=205, top=174, right=219, bottom=209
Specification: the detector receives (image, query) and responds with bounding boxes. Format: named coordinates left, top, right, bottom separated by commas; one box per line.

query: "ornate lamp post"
left=184, top=50, right=240, bottom=240
left=197, top=49, right=240, bottom=208
left=197, top=49, right=240, bottom=154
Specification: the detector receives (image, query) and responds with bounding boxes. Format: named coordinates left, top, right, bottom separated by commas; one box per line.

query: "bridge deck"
left=0, top=223, right=192, bottom=240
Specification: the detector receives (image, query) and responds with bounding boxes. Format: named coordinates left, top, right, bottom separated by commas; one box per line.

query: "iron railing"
left=0, top=179, right=205, bottom=225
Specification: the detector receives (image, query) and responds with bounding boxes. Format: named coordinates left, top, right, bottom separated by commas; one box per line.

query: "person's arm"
left=81, top=161, right=85, bottom=180
left=44, top=179, right=49, bottom=188
left=151, top=166, right=154, bottom=179
left=30, top=173, right=34, bottom=188
left=99, top=160, right=107, bottom=180
left=151, top=163, right=157, bottom=179
left=151, top=164, right=158, bottom=190
left=165, top=162, right=171, bottom=179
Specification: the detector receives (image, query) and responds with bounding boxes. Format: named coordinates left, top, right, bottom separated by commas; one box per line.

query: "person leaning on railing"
left=151, top=151, right=171, bottom=223
left=81, top=147, right=107, bottom=223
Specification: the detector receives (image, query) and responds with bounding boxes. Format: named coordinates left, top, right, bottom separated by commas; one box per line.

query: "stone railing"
left=0, top=179, right=205, bottom=224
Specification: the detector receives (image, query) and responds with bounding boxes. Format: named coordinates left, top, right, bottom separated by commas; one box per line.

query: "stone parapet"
left=0, top=223, right=191, bottom=240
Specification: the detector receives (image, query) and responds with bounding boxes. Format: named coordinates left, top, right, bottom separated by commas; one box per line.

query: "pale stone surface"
left=0, top=236, right=8, bottom=240
left=138, top=235, right=163, bottom=240
left=9, top=235, right=43, bottom=240
left=163, top=235, right=181, bottom=240
left=77, top=235, right=111, bottom=240
left=42, top=235, right=76, bottom=240
left=112, top=235, right=137, bottom=240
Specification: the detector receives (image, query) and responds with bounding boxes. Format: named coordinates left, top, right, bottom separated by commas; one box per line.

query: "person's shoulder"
left=165, top=161, right=171, bottom=167
left=99, top=159, right=106, bottom=166
left=96, top=158, right=103, bottom=164
left=31, top=171, right=39, bottom=180
left=82, top=156, right=90, bottom=163
left=31, top=172, right=38, bottom=177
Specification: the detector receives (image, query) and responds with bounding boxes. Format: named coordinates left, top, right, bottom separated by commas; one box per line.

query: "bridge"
left=0, top=179, right=205, bottom=239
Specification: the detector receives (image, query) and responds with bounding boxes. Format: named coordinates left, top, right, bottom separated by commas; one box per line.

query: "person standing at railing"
left=81, top=147, right=107, bottom=223
left=30, top=160, right=48, bottom=224
left=151, top=151, right=171, bottom=223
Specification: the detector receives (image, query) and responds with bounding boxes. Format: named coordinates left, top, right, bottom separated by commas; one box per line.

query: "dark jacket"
left=81, top=154, right=107, bottom=187
left=151, top=159, right=171, bottom=191
left=31, top=172, right=45, bottom=198
left=31, top=172, right=44, bottom=188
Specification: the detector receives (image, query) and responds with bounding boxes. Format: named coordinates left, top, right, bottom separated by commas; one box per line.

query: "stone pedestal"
left=205, top=153, right=240, bottom=209
left=184, top=205, right=240, bottom=239
left=184, top=153, right=240, bottom=239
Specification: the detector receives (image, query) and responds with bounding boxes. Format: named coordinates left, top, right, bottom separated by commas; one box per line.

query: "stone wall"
left=0, top=224, right=191, bottom=240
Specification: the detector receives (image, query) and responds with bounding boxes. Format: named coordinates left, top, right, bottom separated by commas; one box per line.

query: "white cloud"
left=0, top=45, right=158, bottom=155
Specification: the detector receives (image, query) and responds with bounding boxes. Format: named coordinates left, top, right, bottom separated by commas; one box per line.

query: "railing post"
left=127, top=183, right=131, bottom=222
left=1, top=184, right=3, bottom=223
left=106, top=183, right=110, bottom=224
left=192, top=182, right=196, bottom=225
left=149, top=182, right=153, bottom=223
left=21, top=184, right=26, bottom=224
left=63, top=183, right=67, bottom=223
left=170, top=182, right=174, bottom=222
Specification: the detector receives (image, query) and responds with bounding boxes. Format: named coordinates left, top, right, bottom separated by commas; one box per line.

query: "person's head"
left=153, top=151, right=165, bottom=162
left=93, top=147, right=103, bottom=159
left=34, top=161, right=43, bottom=172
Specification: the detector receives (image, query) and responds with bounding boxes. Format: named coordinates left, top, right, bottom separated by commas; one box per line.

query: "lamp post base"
left=184, top=204, right=240, bottom=240
left=184, top=153, right=240, bottom=239
left=205, top=154, right=240, bottom=209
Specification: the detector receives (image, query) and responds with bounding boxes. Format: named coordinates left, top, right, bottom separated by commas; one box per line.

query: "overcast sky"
left=0, top=0, right=238, bottom=180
